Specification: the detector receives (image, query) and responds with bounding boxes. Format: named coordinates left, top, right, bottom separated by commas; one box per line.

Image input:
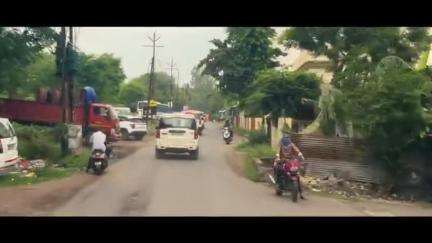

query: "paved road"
left=49, top=123, right=432, bottom=216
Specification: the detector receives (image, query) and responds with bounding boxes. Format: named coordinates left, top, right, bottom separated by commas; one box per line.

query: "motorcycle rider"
left=86, top=128, right=111, bottom=172
left=279, top=135, right=305, bottom=199
left=223, top=119, right=234, bottom=138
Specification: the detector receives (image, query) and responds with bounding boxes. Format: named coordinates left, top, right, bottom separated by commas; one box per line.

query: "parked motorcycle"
left=223, top=127, right=233, bottom=144
left=89, top=148, right=109, bottom=175
left=269, top=154, right=305, bottom=202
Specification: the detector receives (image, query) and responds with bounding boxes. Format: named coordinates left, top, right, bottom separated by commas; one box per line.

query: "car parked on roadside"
left=114, top=107, right=147, bottom=140
left=155, top=113, right=199, bottom=159
left=0, top=118, right=18, bottom=168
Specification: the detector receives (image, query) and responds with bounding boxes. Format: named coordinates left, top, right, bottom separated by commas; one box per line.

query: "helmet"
left=280, top=136, right=292, bottom=147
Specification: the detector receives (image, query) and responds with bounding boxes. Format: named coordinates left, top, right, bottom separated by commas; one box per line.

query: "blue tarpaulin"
left=82, top=86, right=97, bottom=104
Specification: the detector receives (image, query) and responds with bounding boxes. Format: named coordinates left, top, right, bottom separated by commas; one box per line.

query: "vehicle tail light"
left=194, top=130, right=198, bottom=139
left=156, top=129, right=160, bottom=138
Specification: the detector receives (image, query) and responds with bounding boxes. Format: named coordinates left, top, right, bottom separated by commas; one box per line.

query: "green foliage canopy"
left=244, top=69, right=321, bottom=124
left=199, top=27, right=283, bottom=99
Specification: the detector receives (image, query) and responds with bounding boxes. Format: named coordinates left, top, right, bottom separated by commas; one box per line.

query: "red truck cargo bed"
left=0, top=98, right=84, bottom=125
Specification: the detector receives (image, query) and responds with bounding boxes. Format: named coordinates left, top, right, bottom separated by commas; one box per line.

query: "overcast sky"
left=75, top=27, right=227, bottom=85
left=75, top=27, right=290, bottom=85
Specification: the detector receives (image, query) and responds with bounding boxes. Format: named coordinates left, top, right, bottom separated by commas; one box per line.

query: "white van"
left=0, top=118, right=19, bottom=168
left=155, top=113, right=199, bottom=159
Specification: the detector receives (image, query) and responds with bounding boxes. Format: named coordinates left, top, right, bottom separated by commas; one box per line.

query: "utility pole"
left=60, top=27, right=68, bottom=124
left=68, top=27, right=74, bottom=121
left=57, top=27, right=69, bottom=155
left=142, top=31, right=163, bottom=121
left=167, top=58, right=176, bottom=108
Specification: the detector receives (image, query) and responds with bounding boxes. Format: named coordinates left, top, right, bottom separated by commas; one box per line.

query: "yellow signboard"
left=149, top=100, right=158, bottom=107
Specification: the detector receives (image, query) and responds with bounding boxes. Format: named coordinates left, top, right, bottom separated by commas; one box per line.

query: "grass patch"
left=12, top=122, right=62, bottom=163
left=0, top=148, right=91, bottom=187
left=233, top=127, right=275, bottom=182
left=243, top=157, right=261, bottom=182
left=235, top=142, right=275, bottom=182
left=236, top=142, right=275, bottom=158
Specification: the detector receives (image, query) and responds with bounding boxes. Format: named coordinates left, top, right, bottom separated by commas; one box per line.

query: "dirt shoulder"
left=0, top=137, right=149, bottom=216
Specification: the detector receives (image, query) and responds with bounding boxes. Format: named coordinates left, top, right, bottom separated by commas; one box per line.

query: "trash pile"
left=11, top=158, right=46, bottom=178
left=301, top=173, right=381, bottom=200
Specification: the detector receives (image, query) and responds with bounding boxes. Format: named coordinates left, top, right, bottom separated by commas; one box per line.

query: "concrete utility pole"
left=142, top=31, right=163, bottom=121
left=167, top=58, right=176, bottom=108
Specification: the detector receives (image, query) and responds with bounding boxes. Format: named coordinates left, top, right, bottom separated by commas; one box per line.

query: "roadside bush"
left=245, top=129, right=268, bottom=145
left=13, top=123, right=61, bottom=163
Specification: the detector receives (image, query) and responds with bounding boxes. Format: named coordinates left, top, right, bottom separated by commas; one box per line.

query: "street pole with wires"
left=142, top=31, right=163, bottom=121
left=57, top=27, right=76, bottom=155
left=167, top=58, right=176, bottom=108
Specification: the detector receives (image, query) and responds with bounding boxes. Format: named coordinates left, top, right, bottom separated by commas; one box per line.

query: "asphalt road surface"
left=48, top=123, right=432, bottom=216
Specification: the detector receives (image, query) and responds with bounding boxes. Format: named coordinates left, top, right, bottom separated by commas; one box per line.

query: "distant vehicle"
left=137, top=100, right=173, bottom=119
left=223, top=127, right=232, bottom=144
left=182, top=110, right=205, bottom=135
left=0, top=118, right=18, bottom=168
left=114, top=107, right=147, bottom=140
left=155, top=113, right=199, bottom=160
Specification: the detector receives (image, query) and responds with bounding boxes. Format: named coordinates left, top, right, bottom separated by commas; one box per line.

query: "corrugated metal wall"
left=289, top=133, right=384, bottom=184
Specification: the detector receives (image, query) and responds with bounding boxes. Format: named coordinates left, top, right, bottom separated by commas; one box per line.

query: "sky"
left=76, top=27, right=228, bottom=85
left=75, top=27, right=293, bottom=86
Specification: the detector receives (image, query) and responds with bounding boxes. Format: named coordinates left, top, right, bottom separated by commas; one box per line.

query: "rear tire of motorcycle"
left=94, top=168, right=103, bottom=175
left=291, top=181, right=299, bottom=203
left=275, top=188, right=283, bottom=196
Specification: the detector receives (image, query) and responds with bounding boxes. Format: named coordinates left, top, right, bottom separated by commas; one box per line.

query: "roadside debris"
left=15, top=159, right=46, bottom=172
left=301, top=173, right=419, bottom=203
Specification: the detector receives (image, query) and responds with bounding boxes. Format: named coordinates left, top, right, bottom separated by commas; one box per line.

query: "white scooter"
left=223, top=127, right=233, bottom=144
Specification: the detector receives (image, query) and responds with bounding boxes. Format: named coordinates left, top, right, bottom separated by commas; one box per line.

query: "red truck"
left=0, top=88, right=119, bottom=141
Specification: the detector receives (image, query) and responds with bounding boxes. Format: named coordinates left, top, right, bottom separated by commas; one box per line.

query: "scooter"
left=269, top=154, right=305, bottom=202
left=89, top=149, right=108, bottom=175
left=223, top=127, right=232, bottom=144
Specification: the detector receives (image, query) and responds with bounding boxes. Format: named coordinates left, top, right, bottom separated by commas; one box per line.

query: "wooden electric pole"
left=142, top=32, right=163, bottom=121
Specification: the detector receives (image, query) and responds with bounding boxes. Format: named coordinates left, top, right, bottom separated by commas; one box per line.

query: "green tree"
left=75, top=53, right=126, bottom=103
left=0, top=27, right=57, bottom=98
left=244, top=69, right=321, bottom=126
left=187, top=66, right=224, bottom=114
left=117, top=71, right=174, bottom=106
left=280, top=27, right=431, bottom=91
left=347, top=66, right=432, bottom=177
left=22, top=52, right=58, bottom=96
left=199, top=27, right=283, bottom=99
